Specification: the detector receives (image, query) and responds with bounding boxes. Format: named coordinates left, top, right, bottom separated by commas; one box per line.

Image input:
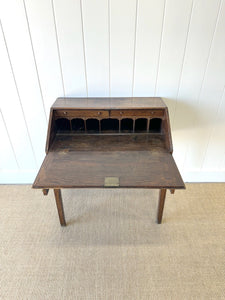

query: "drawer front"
left=54, top=110, right=109, bottom=119
left=110, top=109, right=164, bottom=118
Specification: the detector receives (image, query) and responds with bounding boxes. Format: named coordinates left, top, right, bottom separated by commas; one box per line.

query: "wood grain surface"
left=52, top=97, right=167, bottom=109
left=33, top=134, right=184, bottom=189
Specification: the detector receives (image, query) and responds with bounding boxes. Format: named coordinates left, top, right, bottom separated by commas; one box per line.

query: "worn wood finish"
left=164, top=107, right=173, bottom=153
left=53, top=189, right=66, bottom=226
left=52, top=97, right=167, bottom=109
left=157, top=189, right=167, bottom=224
left=44, top=97, right=172, bottom=153
left=33, top=97, right=185, bottom=226
left=33, top=134, right=184, bottom=189
left=108, top=109, right=164, bottom=118
left=45, top=108, right=56, bottom=153
left=54, top=110, right=109, bottom=118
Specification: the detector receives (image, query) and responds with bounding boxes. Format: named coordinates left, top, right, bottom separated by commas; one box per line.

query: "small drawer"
left=54, top=110, right=109, bottom=119
left=147, top=109, right=165, bottom=118
left=110, top=109, right=164, bottom=118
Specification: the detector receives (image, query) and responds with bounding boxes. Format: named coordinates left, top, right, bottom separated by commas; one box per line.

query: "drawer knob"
left=98, top=112, right=101, bottom=115
left=151, top=111, right=154, bottom=115
left=120, top=112, right=123, bottom=115
left=63, top=111, right=67, bottom=115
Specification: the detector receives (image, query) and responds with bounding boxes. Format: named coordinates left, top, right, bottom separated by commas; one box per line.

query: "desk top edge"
left=52, top=97, right=167, bottom=109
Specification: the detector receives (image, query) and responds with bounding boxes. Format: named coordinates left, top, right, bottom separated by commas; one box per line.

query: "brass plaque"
left=104, top=177, right=119, bottom=187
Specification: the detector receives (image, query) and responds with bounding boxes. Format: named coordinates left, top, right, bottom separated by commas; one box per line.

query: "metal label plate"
left=104, top=177, right=120, bottom=187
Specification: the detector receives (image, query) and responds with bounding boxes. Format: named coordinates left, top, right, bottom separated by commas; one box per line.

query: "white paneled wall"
left=0, top=0, right=225, bottom=183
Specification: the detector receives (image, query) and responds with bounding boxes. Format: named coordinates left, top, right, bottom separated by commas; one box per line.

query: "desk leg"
left=157, top=188, right=167, bottom=224
left=54, top=189, right=66, bottom=226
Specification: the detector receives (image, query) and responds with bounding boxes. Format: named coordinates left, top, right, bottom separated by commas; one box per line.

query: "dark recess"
left=86, top=118, right=99, bottom=132
left=121, top=118, right=133, bottom=132
left=149, top=118, right=162, bottom=133
left=56, top=118, right=70, bottom=131
left=71, top=118, right=85, bottom=131
left=135, top=118, right=147, bottom=132
left=101, top=118, right=119, bottom=131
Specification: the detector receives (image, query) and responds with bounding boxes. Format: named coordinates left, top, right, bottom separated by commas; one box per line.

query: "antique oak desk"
left=33, top=97, right=185, bottom=226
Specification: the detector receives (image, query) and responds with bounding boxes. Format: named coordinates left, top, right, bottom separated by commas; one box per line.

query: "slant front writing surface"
left=33, top=135, right=184, bottom=189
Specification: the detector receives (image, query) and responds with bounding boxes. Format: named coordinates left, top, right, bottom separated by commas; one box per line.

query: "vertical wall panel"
left=110, top=0, right=137, bottom=96
left=24, top=0, right=64, bottom=112
left=155, top=0, right=193, bottom=121
left=0, top=0, right=47, bottom=166
left=0, top=0, right=225, bottom=182
left=0, top=111, right=18, bottom=170
left=0, top=24, right=36, bottom=170
left=184, top=0, right=225, bottom=170
left=53, top=0, right=87, bottom=97
left=133, top=0, right=165, bottom=96
left=203, top=91, right=225, bottom=170
left=82, top=0, right=109, bottom=96
left=172, top=0, right=221, bottom=170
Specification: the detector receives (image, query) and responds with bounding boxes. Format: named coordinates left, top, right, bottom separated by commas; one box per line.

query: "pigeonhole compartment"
left=101, top=118, right=119, bottom=132
left=55, top=118, right=70, bottom=132
left=149, top=118, right=162, bottom=133
left=86, top=118, right=99, bottom=132
left=135, top=118, right=147, bottom=132
left=71, top=118, right=85, bottom=132
left=121, top=118, right=134, bottom=132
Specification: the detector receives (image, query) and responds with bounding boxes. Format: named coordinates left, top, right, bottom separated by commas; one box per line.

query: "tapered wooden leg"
left=54, top=189, right=66, bottom=226
left=157, top=188, right=167, bottom=224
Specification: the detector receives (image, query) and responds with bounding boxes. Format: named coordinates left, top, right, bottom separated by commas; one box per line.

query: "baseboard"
left=0, top=170, right=37, bottom=184
left=182, top=170, right=225, bottom=182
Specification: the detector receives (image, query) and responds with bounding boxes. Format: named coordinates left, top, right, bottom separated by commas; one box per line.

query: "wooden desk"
left=33, top=97, right=185, bottom=226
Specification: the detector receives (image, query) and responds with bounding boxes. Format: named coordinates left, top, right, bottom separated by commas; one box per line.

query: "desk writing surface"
left=33, top=134, right=185, bottom=189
